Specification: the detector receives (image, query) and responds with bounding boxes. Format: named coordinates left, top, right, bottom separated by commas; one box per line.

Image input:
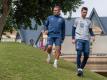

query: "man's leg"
left=81, top=53, right=89, bottom=69
left=53, top=37, right=61, bottom=68
left=46, top=37, right=53, bottom=63
left=77, top=50, right=83, bottom=76
left=53, top=46, right=61, bottom=68
left=81, top=40, right=90, bottom=69
left=46, top=45, right=52, bottom=63
left=76, top=39, right=83, bottom=76
left=77, top=50, right=82, bottom=69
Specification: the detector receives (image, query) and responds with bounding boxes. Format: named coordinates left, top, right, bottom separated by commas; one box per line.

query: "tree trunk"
left=0, top=0, right=9, bottom=40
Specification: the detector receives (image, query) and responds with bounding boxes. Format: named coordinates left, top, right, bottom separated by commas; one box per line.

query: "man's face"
left=53, top=7, right=60, bottom=16
left=81, top=9, right=87, bottom=18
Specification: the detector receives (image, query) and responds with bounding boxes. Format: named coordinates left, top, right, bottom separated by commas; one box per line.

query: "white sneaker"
left=78, top=68, right=83, bottom=71
left=53, top=59, right=58, bottom=68
left=77, top=68, right=83, bottom=77
left=53, top=63, right=57, bottom=68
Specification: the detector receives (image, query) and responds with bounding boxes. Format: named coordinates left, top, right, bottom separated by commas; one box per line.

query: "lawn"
left=0, top=42, right=107, bottom=80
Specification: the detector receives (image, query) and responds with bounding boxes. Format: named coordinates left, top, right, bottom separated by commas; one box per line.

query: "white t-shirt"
left=73, top=17, right=92, bottom=40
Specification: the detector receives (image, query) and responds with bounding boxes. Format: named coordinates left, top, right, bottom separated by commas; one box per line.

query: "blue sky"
left=61, top=0, right=107, bottom=18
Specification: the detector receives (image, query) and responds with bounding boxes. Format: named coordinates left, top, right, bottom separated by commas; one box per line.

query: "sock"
left=54, top=59, right=58, bottom=65
left=47, top=54, right=51, bottom=60
left=78, top=68, right=83, bottom=71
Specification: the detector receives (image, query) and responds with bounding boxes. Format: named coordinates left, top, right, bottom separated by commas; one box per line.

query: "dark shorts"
left=47, top=37, right=62, bottom=46
left=76, top=39, right=90, bottom=54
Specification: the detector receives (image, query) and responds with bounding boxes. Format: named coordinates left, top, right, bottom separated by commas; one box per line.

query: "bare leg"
left=53, top=46, right=61, bottom=68
left=46, top=45, right=52, bottom=63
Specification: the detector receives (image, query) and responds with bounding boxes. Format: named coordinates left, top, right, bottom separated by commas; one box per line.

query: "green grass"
left=0, top=42, right=107, bottom=80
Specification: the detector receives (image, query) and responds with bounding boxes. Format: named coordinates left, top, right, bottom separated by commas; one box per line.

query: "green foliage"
left=13, top=0, right=82, bottom=27
left=2, top=0, right=16, bottom=33
left=2, top=0, right=82, bottom=31
left=0, top=0, right=2, bottom=15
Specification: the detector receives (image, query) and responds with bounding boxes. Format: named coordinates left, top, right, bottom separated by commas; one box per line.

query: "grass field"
left=0, top=42, right=107, bottom=80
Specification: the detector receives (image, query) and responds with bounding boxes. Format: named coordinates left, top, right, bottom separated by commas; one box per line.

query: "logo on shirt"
left=58, top=18, right=62, bottom=23
left=50, top=17, right=54, bottom=21
left=80, top=22, right=84, bottom=28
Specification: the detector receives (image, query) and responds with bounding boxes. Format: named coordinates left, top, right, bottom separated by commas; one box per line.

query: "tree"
left=13, top=0, right=82, bottom=27
left=0, top=1, right=2, bottom=15
left=0, top=0, right=11, bottom=39
left=0, top=0, right=82, bottom=39
left=3, top=6, right=17, bottom=33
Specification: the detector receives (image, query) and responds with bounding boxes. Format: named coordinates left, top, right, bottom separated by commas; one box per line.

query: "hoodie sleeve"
left=72, top=26, right=76, bottom=39
left=72, top=19, right=77, bottom=39
left=61, top=19, right=65, bottom=41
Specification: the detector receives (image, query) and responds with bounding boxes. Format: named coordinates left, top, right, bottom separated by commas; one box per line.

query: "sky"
left=61, top=0, right=107, bottom=18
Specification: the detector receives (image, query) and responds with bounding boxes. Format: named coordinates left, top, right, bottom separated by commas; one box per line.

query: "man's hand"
left=91, top=36, right=95, bottom=42
left=72, top=39, right=76, bottom=44
left=44, top=30, right=48, bottom=35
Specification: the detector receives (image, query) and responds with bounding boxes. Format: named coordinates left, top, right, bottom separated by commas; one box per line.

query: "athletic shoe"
left=77, top=68, right=83, bottom=77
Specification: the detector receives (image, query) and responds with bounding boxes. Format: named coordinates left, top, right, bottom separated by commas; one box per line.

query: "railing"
left=61, top=54, right=107, bottom=72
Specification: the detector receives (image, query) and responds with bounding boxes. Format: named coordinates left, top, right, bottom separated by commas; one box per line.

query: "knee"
left=77, top=50, right=82, bottom=56
left=47, top=46, right=52, bottom=53
left=55, top=48, right=61, bottom=53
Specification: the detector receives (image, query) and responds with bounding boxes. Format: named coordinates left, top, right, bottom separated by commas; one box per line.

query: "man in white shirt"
left=72, top=7, right=95, bottom=77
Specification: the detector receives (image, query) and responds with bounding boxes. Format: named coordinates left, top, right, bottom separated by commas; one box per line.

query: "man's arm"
left=61, top=19, right=65, bottom=42
left=72, top=26, right=76, bottom=39
left=72, top=26, right=76, bottom=44
left=72, top=19, right=77, bottom=44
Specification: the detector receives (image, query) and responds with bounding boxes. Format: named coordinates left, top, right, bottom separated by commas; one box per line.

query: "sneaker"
left=53, top=59, right=58, bottom=68
left=77, top=68, right=83, bottom=77
left=53, top=63, right=57, bottom=68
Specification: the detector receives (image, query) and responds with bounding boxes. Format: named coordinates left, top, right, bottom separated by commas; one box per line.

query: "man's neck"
left=54, top=14, right=60, bottom=17
left=81, top=16, right=86, bottom=19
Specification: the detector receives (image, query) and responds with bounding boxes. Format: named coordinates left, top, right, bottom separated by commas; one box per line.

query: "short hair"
left=81, top=7, right=88, bottom=11
left=53, top=5, right=61, bottom=10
